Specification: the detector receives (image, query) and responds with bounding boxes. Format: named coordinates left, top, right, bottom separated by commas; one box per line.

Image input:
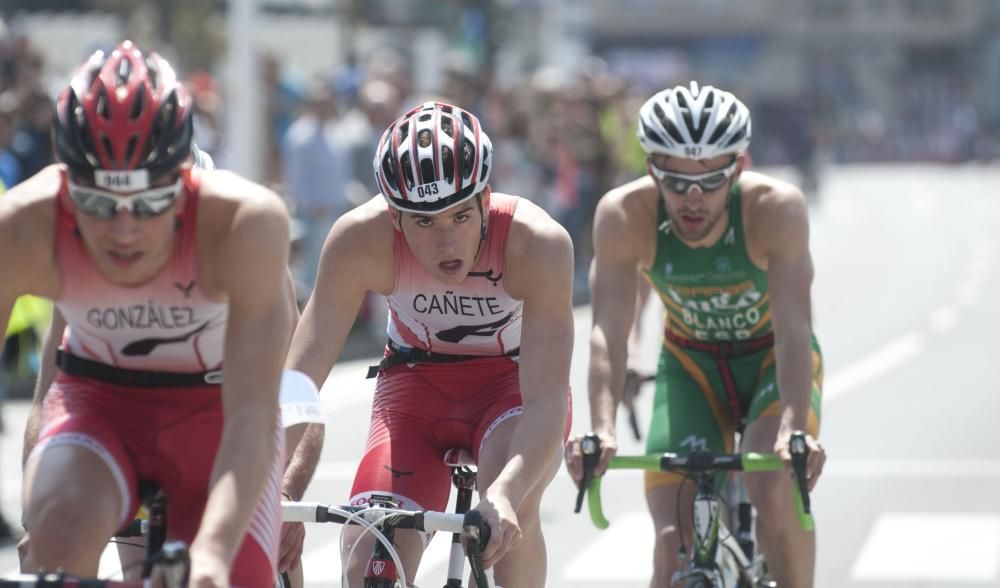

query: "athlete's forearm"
left=488, top=392, right=566, bottom=509
left=282, top=422, right=325, bottom=501
left=774, top=323, right=814, bottom=431
left=588, top=326, right=624, bottom=435
left=193, top=409, right=279, bottom=565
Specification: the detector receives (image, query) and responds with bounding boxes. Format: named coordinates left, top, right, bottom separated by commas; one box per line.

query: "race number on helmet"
left=637, top=81, right=751, bottom=160
left=373, top=101, right=493, bottom=213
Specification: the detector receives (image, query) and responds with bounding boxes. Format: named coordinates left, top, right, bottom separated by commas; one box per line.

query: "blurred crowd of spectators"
left=0, top=34, right=55, bottom=192
left=3, top=32, right=1000, bottom=326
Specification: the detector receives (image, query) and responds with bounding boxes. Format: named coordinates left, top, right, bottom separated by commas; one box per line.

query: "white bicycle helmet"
left=637, top=81, right=751, bottom=160
left=373, top=101, right=493, bottom=214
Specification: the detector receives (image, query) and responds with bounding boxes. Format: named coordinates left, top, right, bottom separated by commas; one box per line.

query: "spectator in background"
left=10, top=91, right=54, bottom=179
left=337, top=77, right=402, bottom=203
left=281, top=78, right=351, bottom=292
left=0, top=94, right=22, bottom=188
left=262, top=53, right=302, bottom=185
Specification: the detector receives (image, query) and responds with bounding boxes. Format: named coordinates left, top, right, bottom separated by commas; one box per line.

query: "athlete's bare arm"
left=567, top=181, right=657, bottom=481
left=21, top=308, right=66, bottom=465
left=746, top=174, right=825, bottom=486
left=282, top=197, right=395, bottom=500
left=190, top=172, right=292, bottom=572
left=487, top=197, right=573, bottom=507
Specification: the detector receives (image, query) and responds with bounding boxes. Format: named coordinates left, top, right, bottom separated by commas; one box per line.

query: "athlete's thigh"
left=25, top=381, right=139, bottom=534
left=745, top=337, right=823, bottom=441
left=646, top=345, right=733, bottom=489
left=350, top=368, right=453, bottom=513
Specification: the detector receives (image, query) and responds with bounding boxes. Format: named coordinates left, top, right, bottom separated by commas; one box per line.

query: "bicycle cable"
left=333, top=506, right=409, bottom=588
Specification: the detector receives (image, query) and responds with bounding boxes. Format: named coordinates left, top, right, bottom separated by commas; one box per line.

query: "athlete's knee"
left=743, top=471, right=791, bottom=519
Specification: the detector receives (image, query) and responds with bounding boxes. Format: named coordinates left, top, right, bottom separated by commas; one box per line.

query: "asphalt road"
left=0, top=164, right=997, bottom=586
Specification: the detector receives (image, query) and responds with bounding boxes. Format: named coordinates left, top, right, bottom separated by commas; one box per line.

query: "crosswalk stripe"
left=561, top=512, right=653, bottom=581
left=851, top=513, right=1000, bottom=582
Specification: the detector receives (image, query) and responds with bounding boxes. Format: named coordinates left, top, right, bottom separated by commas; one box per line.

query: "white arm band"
left=279, top=369, right=325, bottom=428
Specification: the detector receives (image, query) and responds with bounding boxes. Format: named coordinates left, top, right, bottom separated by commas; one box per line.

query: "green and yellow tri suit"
left=642, top=185, right=822, bottom=488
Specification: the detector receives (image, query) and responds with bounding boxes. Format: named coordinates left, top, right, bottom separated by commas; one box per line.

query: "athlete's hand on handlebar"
left=565, top=430, right=618, bottom=485
left=473, top=491, right=521, bottom=569
left=776, top=427, right=825, bottom=492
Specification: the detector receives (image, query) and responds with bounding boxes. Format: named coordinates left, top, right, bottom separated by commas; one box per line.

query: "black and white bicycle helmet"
left=637, top=81, right=751, bottom=160
left=373, top=101, right=492, bottom=214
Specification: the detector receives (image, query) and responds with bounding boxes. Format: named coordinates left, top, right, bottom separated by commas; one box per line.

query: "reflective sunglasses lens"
left=72, top=191, right=117, bottom=220
left=663, top=176, right=692, bottom=194
left=698, top=173, right=729, bottom=190
left=132, top=196, right=173, bottom=219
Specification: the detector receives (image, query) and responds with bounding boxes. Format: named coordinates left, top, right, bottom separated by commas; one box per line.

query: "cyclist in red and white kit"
left=280, top=101, right=574, bottom=586
left=0, top=41, right=294, bottom=588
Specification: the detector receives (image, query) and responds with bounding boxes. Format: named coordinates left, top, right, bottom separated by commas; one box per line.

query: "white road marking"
left=825, top=459, right=1000, bottom=479
left=561, top=512, right=653, bottom=581
left=851, top=512, right=1000, bottom=582
left=300, top=536, right=343, bottom=583
left=414, top=531, right=460, bottom=585
left=928, top=305, right=959, bottom=332
left=823, top=332, right=926, bottom=402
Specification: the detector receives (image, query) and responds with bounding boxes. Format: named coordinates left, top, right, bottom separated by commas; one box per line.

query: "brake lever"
left=574, top=433, right=601, bottom=513
left=789, top=430, right=811, bottom=514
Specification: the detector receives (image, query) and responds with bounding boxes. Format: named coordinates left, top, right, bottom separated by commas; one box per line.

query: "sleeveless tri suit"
left=30, top=169, right=281, bottom=585
left=642, top=185, right=823, bottom=488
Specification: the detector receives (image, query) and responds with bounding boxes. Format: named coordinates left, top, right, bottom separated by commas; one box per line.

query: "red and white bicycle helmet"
left=637, top=81, right=751, bottom=160
left=53, top=40, right=194, bottom=189
left=373, top=101, right=493, bottom=213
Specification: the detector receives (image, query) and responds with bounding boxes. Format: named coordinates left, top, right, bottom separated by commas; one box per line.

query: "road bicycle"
left=2, top=540, right=190, bottom=588
left=285, top=447, right=493, bottom=588
left=575, top=431, right=814, bottom=587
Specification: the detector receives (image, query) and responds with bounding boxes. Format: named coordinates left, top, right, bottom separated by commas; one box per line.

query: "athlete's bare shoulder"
left=0, top=164, right=62, bottom=296
left=506, top=194, right=572, bottom=260
left=195, top=169, right=291, bottom=295
left=318, top=194, right=396, bottom=293
left=738, top=170, right=810, bottom=262
left=593, top=175, right=659, bottom=267
left=197, top=169, right=289, bottom=222
left=738, top=170, right=807, bottom=214
left=504, top=193, right=573, bottom=300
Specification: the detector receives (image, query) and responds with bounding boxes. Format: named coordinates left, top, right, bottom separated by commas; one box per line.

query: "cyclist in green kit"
left=566, top=81, right=827, bottom=587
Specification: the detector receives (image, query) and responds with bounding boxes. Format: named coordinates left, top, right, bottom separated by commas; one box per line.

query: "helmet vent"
left=116, top=58, right=131, bottom=87
left=101, top=135, right=115, bottom=165
left=654, top=104, right=685, bottom=144
left=417, top=129, right=432, bottom=148
left=418, top=113, right=432, bottom=122
left=461, top=139, right=475, bottom=180
left=396, top=124, right=409, bottom=144
left=125, top=135, right=138, bottom=163
left=130, top=85, right=145, bottom=120
left=380, top=153, right=398, bottom=188
left=419, top=158, right=435, bottom=183
left=479, top=154, right=489, bottom=182
left=399, top=151, right=415, bottom=190
left=96, top=88, right=111, bottom=121
left=441, top=145, right=454, bottom=183
left=441, top=117, right=453, bottom=137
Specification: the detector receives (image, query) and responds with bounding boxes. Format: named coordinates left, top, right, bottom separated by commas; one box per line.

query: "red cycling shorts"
left=349, top=356, right=571, bottom=518
left=30, top=373, right=283, bottom=588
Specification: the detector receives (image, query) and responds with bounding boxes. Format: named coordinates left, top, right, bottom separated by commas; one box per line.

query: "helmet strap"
left=472, top=193, right=488, bottom=262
